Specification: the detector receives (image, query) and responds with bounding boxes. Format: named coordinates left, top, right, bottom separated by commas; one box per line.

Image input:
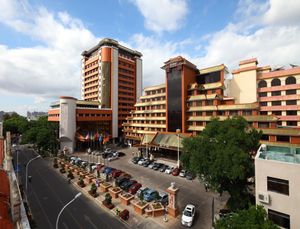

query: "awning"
left=151, top=132, right=191, bottom=150
left=141, top=133, right=157, bottom=145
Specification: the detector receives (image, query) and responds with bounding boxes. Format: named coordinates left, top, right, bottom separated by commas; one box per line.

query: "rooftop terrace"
left=257, top=144, right=300, bottom=164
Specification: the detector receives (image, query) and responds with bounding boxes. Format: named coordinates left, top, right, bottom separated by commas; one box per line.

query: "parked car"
left=172, top=167, right=181, bottom=176
left=128, top=183, right=142, bottom=195
left=186, top=172, right=196, bottom=180
left=138, top=158, right=147, bottom=166
left=132, top=157, right=141, bottom=164
left=108, top=154, right=118, bottom=162
left=181, top=204, right=196, bottom=227
left=165, top=166, right=174, bottom=174
left=118, top=178, right=131, bottom=187
left=144, top=189, right=160, bottom=202
left=148, top=162, right=155, bottom=169
left=104, top=148, right=112, bottom=153
left=103, top=167, right=115, bottom=175
left=120, top=180, right=137, bottom=191
left=116, top=176, right=130, bottom=186
left=158, top=192, right=169, bottom=206
left=142, top=159, right=151, bottom=167
left=111, top=170, right=123, bottom=178
left=137, top=187, right=149, bottom=199
left=153, top=163, right=163, bottom=171
left=179, top=170, right=187, bottom=177
left=159, top=164, right=168, bottom=172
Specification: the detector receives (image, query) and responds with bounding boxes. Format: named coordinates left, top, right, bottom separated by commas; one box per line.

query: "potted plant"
left=67, top=170, right=74, bottom=179
left=77, top=176, right=85, bottom=187
left=119, top=209, right=129, bottom=221
left=102, top=193, right=114, bottom=209
left=59, top=167, right=66, bottom=173
left=88, top=184, right=98, bottom=197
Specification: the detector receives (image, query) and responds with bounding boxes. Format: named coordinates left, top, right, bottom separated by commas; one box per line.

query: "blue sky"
left=0, top=0, right=300, bottom=115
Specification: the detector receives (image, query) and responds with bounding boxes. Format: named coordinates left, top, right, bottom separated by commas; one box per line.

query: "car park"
left=120, top=180, right=137, bottom=191
left=186, top=172, right=196, bottom=180
left=179, top=170, right=187, bottom=177
left=128, top=183, right=142, bottom=195
left=181, top=204, right=196, bottom=227
left=165, top=166, right=174, bottom=174
left=172, top=167, right=181, bottom=176
left=144, top=189, right=160, bottom=202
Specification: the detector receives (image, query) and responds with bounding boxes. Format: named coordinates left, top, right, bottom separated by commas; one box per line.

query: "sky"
left=0, top=0, right=300, bottom=116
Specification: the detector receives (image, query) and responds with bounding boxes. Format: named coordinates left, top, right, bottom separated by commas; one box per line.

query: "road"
left=14, top=146, right=128, bottom=229
left=75, top=147, right=229, bottom=229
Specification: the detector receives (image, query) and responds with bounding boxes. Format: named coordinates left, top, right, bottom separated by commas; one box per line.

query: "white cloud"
left=129, top=0, right=188, bottom=33
left=0, top=0, right=98, bottom=99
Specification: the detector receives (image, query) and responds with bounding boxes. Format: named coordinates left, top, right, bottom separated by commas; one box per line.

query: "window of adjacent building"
left=272, top=111, right=282, bottom=115
left=287, top=110, right=297, bottom=115
left=258, top=80, right=267, bottom=88
left=206, top=100, right=213, bottom=106
left=287, top=121, right=297, bottom=126
left=277, top=135, right=290, bottom=142
left=259, top=92, right=267, bottom=97
left=271, top=91, right=281, bottom=96
left=206, top=111, right=213, bottom=116
left=258, top=122, right=269, bottom=128
left=272, top=101, right=281, bottom=106
left=286, top=100, right=297, bottom=105
left=229, top=110, right=238, bottom=116
left=285, top=76, right=296, bottom=85
left=286, top=89, right=296, bottom=95
left=268, top=209, right=290, bottom=229
left=196, top=112, right=202, bottom=116
left=267, top=177, right=289, bottom=195
left=260, top=102, right=267, bottom=106
left=217, top=111, right=224, bottom=116
left=243, top=110, right=252, bottom=116
left=260, top=111, right=268, bottom=115
left=271, top=78, right=281, bottom=86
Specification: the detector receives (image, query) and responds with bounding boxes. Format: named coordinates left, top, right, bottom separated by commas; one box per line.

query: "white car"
left=108, top=155, right=118, bottom=162
left=181, top=204, right=195, bottom=227
left=165, top=166, right=174, bottom=174
left=179, top=170, right=187, bottom=177
left=137, top=158, right=146, bottom=165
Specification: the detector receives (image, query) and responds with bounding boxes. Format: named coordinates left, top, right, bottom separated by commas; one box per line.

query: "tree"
left=214, top=205, right=279, bottom=229
left=181, top=117, right=262, bottom=210
left=3, top=114, right=29, bottom=134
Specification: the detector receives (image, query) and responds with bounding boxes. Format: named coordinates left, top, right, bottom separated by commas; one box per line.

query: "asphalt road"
left=14, top=146, right=128, bottom=229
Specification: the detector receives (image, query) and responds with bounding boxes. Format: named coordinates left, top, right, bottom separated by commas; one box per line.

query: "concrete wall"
left=229, top=69, right=257, bottom=103
left=136, top=58, right=143, bottom=102
left=59, top=98, right=76, bottom=153
left=255, top=157, right=300, bottom=229
left=111, top=47, right=119, bottom=138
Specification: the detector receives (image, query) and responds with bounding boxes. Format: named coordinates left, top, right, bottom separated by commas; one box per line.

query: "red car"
left=172, top=167, right=181, bottom=176
left=112, top=170, right=123, bottom=178
left=128, top=183, right=142, bottom=195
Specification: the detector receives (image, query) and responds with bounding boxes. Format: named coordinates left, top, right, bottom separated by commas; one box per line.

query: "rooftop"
left=257, top=144, right=300, bottom=165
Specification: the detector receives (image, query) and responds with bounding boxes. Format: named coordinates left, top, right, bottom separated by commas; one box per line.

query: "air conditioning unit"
left=258, top=192, right=270, bottom=204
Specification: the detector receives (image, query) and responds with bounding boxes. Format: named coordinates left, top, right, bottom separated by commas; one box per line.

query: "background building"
left=48, top=38, right=142, bottom=152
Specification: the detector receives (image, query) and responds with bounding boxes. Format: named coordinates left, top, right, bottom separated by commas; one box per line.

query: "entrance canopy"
left=149, top=132, right=191, bottom=150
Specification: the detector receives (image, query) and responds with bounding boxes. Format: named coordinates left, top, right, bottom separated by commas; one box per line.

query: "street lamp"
left=25, top=155, right=41, bottom=192
left=176, top=129, right=181, bottom=168
left=55, top=192, right=82, bottom=229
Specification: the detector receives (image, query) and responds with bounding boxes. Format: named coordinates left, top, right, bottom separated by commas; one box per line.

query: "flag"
left=85, top=133, right=90, bottom=141
left=99, top=135, right=103, bottom=143
left=90, top=132, right=94, bottom=142
left=103, top=135, right=110, bottom=144
left=94, top=131, right=99, bottom=141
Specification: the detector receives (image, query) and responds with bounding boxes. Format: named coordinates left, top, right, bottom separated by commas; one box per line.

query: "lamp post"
left=56, top=193, right=82, bottom=229
left=176, top=129, right=181, bottom=168
left=25, top=155, right=41, bottom=192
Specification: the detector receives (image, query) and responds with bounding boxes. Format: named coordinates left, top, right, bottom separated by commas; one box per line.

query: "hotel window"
left=287, top=110, right=297, bottom=115
left=277, top=135, right=290, bottom=142
left=267, top=177, right=289, bottom=195
left=261, top=134, right=269, bottom=140
left=206, top=111, right=213, bottom=116
left=260, top=111, right=267, bottom=115
left=271, top=91, right=281, bottom=96
left=260, top=102, right=267, bottom=107
left=286, top=100, right=296, bottom=105
left=259, top=92, right=267, bottom=97
left=271, top=78, right=281, bottom=86
left=286, top=89, right=296, bottom=95
left=242, top=110, right=252, bottom=116
left=272, top=101, right=281, bottom=106
left=205, top=100, right=213, bottom=106
left=272, top=111, right=281, bottom=115
left=258, top=80, right=267, bottom=88
left=268, top=209, right=290, bottom=229
left=287, top=121, right=297, bottom=126
left=285, top=76, right=296, bottom=85
left=229, top=110, right=238, bottom=116
left=258, top=122, right=269, bottom=128
left=217, top=111, right=224, bottom=116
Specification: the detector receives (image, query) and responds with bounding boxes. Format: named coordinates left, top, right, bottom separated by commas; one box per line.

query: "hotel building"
left=123, top=56, right=300, bottom=148
left=48, top=38, right=142, bottom=152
